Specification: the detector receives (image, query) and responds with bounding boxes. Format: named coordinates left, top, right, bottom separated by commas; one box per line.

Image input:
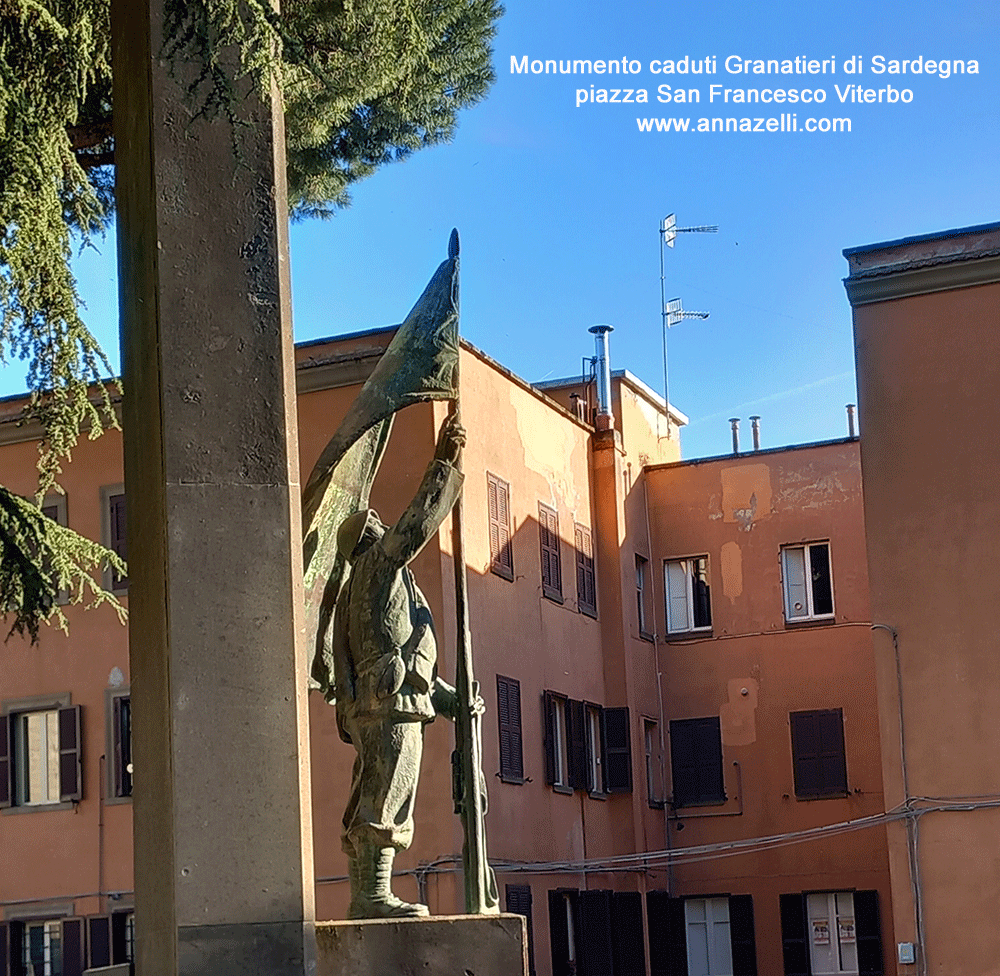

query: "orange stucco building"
left=2, top=322, right=894, bottom=976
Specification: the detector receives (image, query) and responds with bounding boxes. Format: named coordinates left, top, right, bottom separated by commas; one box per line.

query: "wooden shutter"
left=575, top=525, right=597, bottom=615
left=88, top=916, right=112, bottom=969
left=62, top=918, right=85, bottom=976
left=647, top=892, right=687, bottom=976
left=0, top=713, right=11, bottom=809
left=854, top=890, right=884, bottom=976
left=579, top=890, right=614, bottom=976
left=612, top=891, right=647, bottom=976
left=58, top=704, right=83, bottom=802
left=505, top=885, right=535, bottom=975
left=567, top=699, right=588, bottom=791
left=779, top=893, right=811, bottom=976
left=111, top=912, right=130, bottom=964
left=0, top=921, right=8, bottom=976
left=729, top=895, right=758, bottom=976
left=488, top=474, right=513, bottom=580
left=783, top=547, right=808, bottom=619
left=669, top=717, right=725, bottom=807
left=497, top=676, right=523, bottom=782
left=603, top=707, right=632, bottom=793
left=109, top=493, right=128, bottom=589
left=548, top=890, right=573, bottom=976
left=665, top=560, right=690, bottom=632
left=539, top=504, right=562, bottom=599
left=790, top=710, right=847, bottom=798
left=542, top=691, right=557, bottom=785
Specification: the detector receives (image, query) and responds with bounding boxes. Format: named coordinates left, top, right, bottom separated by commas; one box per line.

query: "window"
left=544, top=695, right=631, bottom=794
left=549, top=889, right=646, bottom=976
left=102, top=486, right=128, bottom=592
left=647, top=893, right=758, bottom=976
left=669, top=717, right=725, bottom=807
left=86, top=910, right=135, bottom=970
left=543, top=692, right=569, bottom=790
left=487, top=473, right=514, bottom=580
left=780, top=890, right=883, bottom=976
left=666, top=556, right=712, bottom=634
left=496, top=676, right=524, bottom=783
left=1, top=917, right=85, bottom=976
left=644, top=718, right=664, bottom=808
left=781, top=542, right=833, bottom=622
left=111, top=693, right=132, bottom=799
left=602, top=707, right=633, bottom=794
left=40, top=496, right=69, bottom=605
left=635, top=554, right=651, bottom=637
left=585, top=704, right=603, bottom=794
left=574, top=524, right=597, bottom=617
left=538, top=503, right=562, bottom=601
left=0, top=702, right=82, bottom=809
left=789, top=709, right=848, bottom=799
left=505, top=885, right=536, bottom=976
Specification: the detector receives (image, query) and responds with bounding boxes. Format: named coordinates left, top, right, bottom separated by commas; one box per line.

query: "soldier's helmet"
left=337, top=509, right=386, bottom=561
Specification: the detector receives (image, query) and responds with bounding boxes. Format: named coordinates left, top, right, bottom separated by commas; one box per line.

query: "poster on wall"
left=812, top=919, right=832, bottom=946
left=839, top=918, right=857, bottom=944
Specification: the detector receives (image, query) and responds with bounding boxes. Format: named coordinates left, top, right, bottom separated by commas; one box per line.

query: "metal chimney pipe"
left=749, top=415, right=761, bottom=451
left=729, top=418, right=740, bottom=455
left=589, top=324, right=615, bottom=428
left=846, top=404, right=857, bottom=438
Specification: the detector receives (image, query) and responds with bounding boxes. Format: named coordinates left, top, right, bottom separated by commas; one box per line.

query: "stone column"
left=111, top=5, right=316, bottom=975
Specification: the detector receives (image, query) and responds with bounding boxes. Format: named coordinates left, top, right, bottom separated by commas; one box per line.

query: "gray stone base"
left=316, top=914, right=528, bottom=976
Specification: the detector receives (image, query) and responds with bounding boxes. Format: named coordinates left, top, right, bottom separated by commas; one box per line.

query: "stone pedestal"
left=316, top=915, right=528, bottom=976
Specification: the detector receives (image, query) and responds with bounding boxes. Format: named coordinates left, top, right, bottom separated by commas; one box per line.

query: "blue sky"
left=13, top=0, right=998, bottom=459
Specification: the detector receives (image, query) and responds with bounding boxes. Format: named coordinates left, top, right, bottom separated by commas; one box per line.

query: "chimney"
left=749, top=415, right=761, bottom=451
left=846, top=404, right=857, bottom=438
left=729, top=418, right=740, bottom=455
left=589, top=325, right=615, bottom=430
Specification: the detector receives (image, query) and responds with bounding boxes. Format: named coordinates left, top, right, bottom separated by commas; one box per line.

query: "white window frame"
left=807, top=891, right=858, bottom=975
left=585, top=704, right=603, bottom=794
left=3, top=693, right=72, bottom=810
left=552, top=697, right=568, bottom=789
left=781, top=542, right=835, bottom=622
left=665, top=556, right=713, bottom=634
left=684, top=897, right=734, bottom=976
left=635, top=554, right=650, bottom=635
left=21, top=918, right=64, bottom=976
left=14, top=709, right=61, bottom=806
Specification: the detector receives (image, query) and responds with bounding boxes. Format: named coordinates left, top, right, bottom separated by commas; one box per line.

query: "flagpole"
left=447, top=230, right=497, bottom=914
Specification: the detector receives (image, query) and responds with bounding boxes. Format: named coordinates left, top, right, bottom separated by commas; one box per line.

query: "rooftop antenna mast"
left=659, top=214, right=717, bottom=438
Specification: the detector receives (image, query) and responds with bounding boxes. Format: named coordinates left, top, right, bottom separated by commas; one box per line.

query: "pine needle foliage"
left=0, top=0, right=500, bottom=640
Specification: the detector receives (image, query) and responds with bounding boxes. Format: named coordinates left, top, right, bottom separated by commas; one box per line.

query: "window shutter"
left=612, top=891, right=647, bottom=976
left=506, top=885, right=535, bottom=975
left=578, top=890, right=614, bottom=976
left=62, top=918, right=85, bottom=976
left=779, top=893, right=811, bottom=976
left=548, top=890, right=573, bottom=976
left=543, top=692, right=557, bottom=785
left=0, top=921, right=8, bottom=976
left=783, top=547, right=808, bottom=618
left=113, top=695, right=133, bottom=798
left=488, top=475, right=513, bottom=580
left=88, top=916, right=112, bottom=970
left=59, top=704, right=83, bottom=802
left=111, top=912, right=130, bottom=964
left=567, top=699, right=588, bottom=791
left=647, top=893, right=688, bottom=976
left=670, top=717, right=725, bottom=807
left=497, top=676, right=523, bottom=782
left=575, top=526, right=597, bottom=615
left=854, top=890, right=884, bottom=976
left=790, top=710, right=846, bottom=798
left=729, top=895, right=758, bottom=976
left=603, top=707, right=632, bottom=793
left=817, top=710, right=848, bottom=795
left=0, top=714, right=11, bottom=809
left=109, top=493, right=128, bottom=588
left=666, top=560, right=690, bottom=632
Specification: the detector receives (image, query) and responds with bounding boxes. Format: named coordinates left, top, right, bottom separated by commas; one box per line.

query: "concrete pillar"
left=111, top=4, right=315, bottom=974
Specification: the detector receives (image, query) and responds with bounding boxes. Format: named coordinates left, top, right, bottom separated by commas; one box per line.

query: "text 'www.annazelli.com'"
left=636, top=115, right=852, bottom=133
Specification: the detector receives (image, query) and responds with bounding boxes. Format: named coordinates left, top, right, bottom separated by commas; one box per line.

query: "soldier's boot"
left=347, top=846, right=429, bottom=919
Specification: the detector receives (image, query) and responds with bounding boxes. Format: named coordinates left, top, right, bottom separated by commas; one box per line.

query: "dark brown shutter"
left=88, top=916, right=112, bottom=969
left=855, top=890, right=884, bottom=976
left=506, top=885, right=536, bottom=975
left=729, top=895, right=758, bottom=976
left=612, top=891, right=647, bottom=976
left=579, top=890, right=614, bottom=976
left=59, top=704, right=83, bottom=802
left=543, top=692, right=557, bottom=785
left=567, top=699, right=588, bottom=791
left=539, top=505, right=562, bottom=599
left=111, top=912, right=130, bottom=964
left=497, top=676, right=523, bottom=782
left=0, top=921, right=8, bottom=976
left=109, top=492, right=128, bottom=589
left=0, top=714, right=11, bottom=809
left=779, top=893, right=811, bottom=976
left=669, top=717, right=725, bottom=807
left=113, top=695, right=133, bottom=798
left=548, top=890, right=573, bottom=976
left=603, top=707, right=632, bottom=792
left=647, top=892, right=687, bottom=976
left=574, top=525, right=597, bottom=615
left=62, top=918, right=85, bottom=976
left=488, top=474, right=514, bottom=580
left=790, top=709, right=847, bottom=797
